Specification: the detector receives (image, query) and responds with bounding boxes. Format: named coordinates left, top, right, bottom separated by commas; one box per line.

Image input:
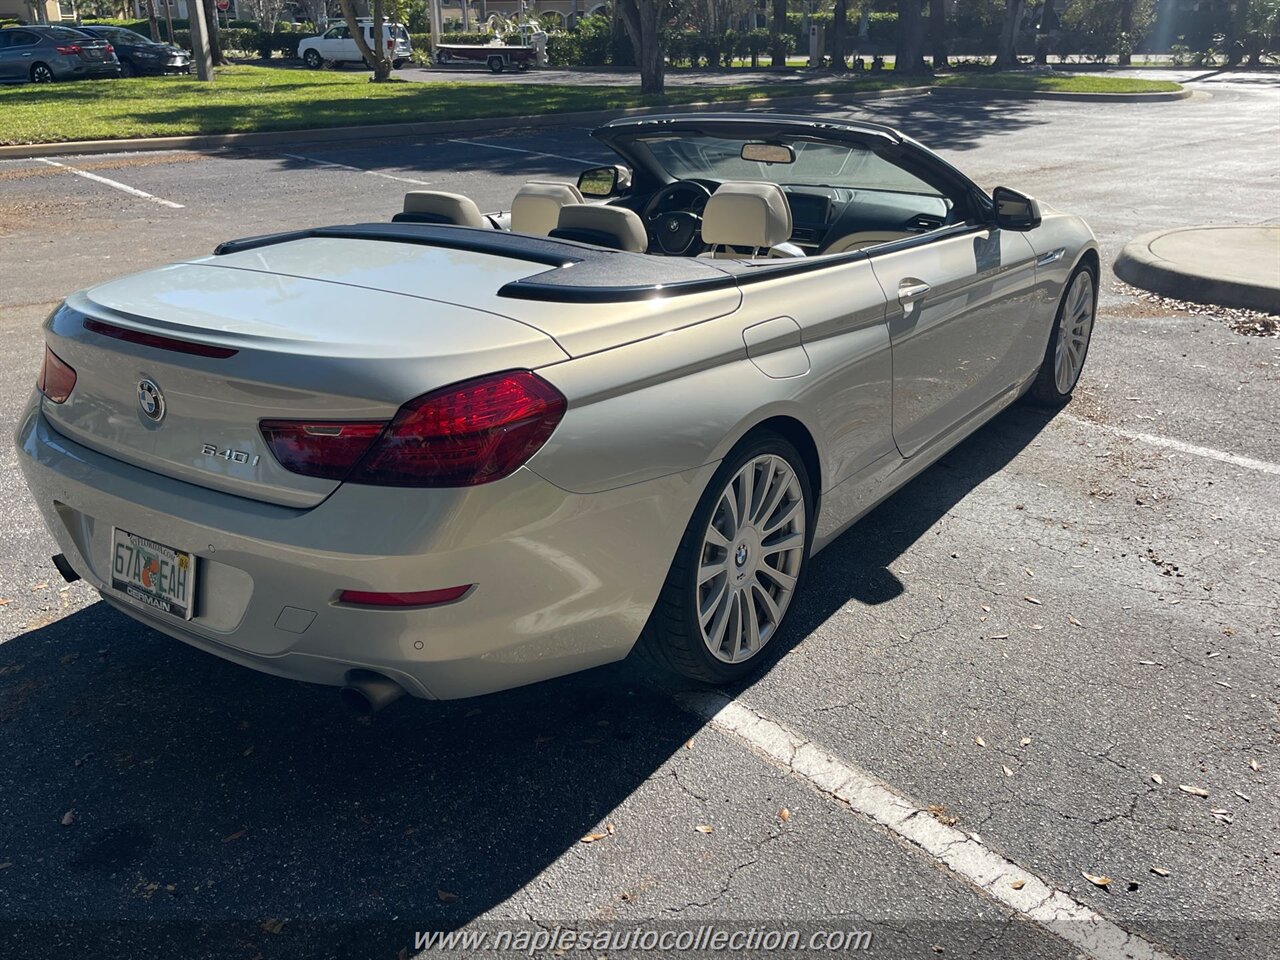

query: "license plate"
left=111, top=528, right=196, bottom=620
left=86, top=49, right=103, bottom=59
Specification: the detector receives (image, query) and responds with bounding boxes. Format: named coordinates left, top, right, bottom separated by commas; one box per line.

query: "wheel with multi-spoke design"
left=639, top=433, right=812, bottom=683
left=30, top=63, right=55, bottom=83
left=1028, top=262, right=1097, bottom=406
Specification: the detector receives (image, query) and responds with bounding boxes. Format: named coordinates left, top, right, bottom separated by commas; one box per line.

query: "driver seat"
left=699, top=182, right=805, bottom=260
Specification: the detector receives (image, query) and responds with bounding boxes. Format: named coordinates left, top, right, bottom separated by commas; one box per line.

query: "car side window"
left=6, top=31, right=37, bottom=47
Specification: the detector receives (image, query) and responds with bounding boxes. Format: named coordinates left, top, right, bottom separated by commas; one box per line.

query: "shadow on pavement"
left=0, top=406, right=1053, bottom=960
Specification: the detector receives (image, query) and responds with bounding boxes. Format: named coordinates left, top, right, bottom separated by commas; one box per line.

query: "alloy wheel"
left=31, top=64, right=54, bottom=83
left=1053, top=270, right=1095, bottom=394
left=697, top=454, right=806, bottom=663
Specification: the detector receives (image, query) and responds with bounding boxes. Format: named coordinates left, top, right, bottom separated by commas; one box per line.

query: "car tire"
left=638, top=432, right=813, bottom=685
left=392, top=58, right=405, bottom=69
left=488, top=56, right=504, bottom=73
left=303, top=49, right=323, bottom=69
left=119, top=58, right=137, bottom=78
left=1026, top=261, right=1097, bottom=407
left=30, top=62, right=55, bottom=83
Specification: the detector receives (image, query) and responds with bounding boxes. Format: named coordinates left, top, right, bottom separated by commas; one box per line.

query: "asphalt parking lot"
left=0, top=71, right=1277, bottom=960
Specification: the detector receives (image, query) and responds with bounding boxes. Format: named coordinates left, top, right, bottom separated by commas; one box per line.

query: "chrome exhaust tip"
left=340, top=670, right=406, bottom=716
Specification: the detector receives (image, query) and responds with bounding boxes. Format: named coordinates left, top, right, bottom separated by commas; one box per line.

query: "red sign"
left=216, top=0, right=230, bottom=10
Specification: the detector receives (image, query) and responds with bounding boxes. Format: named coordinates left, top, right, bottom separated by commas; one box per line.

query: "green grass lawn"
left=0, top=65, right=1182, bottom=146
left=935, top=72, right=1184, bottom=94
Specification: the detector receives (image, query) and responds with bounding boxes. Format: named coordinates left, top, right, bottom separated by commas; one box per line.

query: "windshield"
left=640, top=135, right=941, bottom=197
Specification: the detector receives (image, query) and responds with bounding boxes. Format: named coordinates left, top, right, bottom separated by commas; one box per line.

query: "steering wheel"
left=642, top=180, right=713, bottom=256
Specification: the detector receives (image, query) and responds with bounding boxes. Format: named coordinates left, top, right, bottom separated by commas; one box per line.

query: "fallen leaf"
left=926, top=804, right=957, bottom=826
left=1249, top=759, right=1259, bottom=772
left=1214, top=680, right=1232, bottom=689
left=436, top=889, right=459, bottom=903
left=221, top=828, right=247, bottom=843
left=1152, top=774, right=1164, bottom=785
left=261, top=919, right=286, bottom=935
left=1150, top=867, right=1170, bottom=877
left=580, top=832, right=607, bottom=844
left=988, top=633, right=1009, bottom=640
left=1137, top=659, right=1161, bottom=666
left=981, top=605, right=991, bottom=613
left=0, top=599, right=11, bottom=606
left=1178, top=785, right=1210, bottom=798
left=695, top=824, right=714, bottom=834
left=1235, top=791, right=1252, bottom=803
left=1067, top=615, right=1081, bottom=626
left=974, top=736, right=986, bottom=747
left=605, top=823, right=616, bottom=836
left=242, top=746, right=254, bottom=757
left=1019, top=737, right=1032, bottom=747
left=778, top=807, right=791, bottom=822
left=1024, top=567, right=1034, bottom=578
left=685, top=739, right=694, bottom=750
left=1023, top=596, right=1042, bottom=605
left=60, top=810, right=75, bottom=827
left=0, top=862, right=11, bottom=870
left=1010, top=879, right=1026, bottom=890
left=1082, top=871, right=1112, bottom=888
left=1002, top=765, right=1014, bottom=778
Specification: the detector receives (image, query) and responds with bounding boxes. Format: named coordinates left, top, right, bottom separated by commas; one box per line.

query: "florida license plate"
left=111, top=528, right=196, bottom=620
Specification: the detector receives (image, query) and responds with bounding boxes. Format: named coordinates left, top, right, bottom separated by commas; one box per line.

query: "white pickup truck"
left=298, top=20, right=413, bottom=69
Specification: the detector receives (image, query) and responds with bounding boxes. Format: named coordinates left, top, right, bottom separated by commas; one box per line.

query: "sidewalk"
left=1114, top=225, right=1280, bottom=313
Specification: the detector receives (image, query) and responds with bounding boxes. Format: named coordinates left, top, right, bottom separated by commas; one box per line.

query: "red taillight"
left=258, top=421, right=387, bottom=481
left=104, top=43, right=114, bottom=53
left=54, top=44, right=82, bottom=55
left=260, top=371, right=566, bottom=488
left=338, top=585, right=473, bottom=608
left=37, top=346, right=77, bottom=404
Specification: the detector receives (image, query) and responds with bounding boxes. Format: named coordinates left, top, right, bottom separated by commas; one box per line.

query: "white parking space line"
left=1066, top=415, right=1280, bottom=476
left=34, top=158, right=183, bottom=209
left=679, top=691, right=1175, bottom=960
left=446, top=138, right=599, bottom=166
left=276, top=152, right=433, bottom=186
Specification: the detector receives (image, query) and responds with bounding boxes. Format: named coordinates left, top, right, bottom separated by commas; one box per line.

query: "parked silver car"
left=16, top=115, right=1098, bottom=712
left=0, top=25, right=120, bottom=83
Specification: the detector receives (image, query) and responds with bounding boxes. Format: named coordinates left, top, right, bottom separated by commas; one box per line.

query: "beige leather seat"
left=549, top=204, right=647, bottom=253
left=700, top=181, right=804, bottom=259
left=511, top=181, right=585, bottom=236
left=394, top=191, right=488, bottom=228
left=824, top=230, right=915, bottom=254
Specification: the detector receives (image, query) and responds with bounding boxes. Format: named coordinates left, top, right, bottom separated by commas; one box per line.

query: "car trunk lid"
left=40, top=249, right=568, bottom=508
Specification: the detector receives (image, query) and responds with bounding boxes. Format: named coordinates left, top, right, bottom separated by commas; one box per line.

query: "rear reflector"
left=260, top=370, right=566, bottom=488
left=338, top=585, right=473, bottom=607
left=84, top=318, right=238, bottom=359
left=259, top=420, right=388, bottom=481
left=37, top=345, right=77, bottom=404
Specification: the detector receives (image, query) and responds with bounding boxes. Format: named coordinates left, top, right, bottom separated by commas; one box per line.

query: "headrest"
left=400, top=191, right=487, bottom=228
left=511, top=181, right=585, bottom=236
left=551, top=204, right=647, bottom=253
left=701, top=182, right=793, bottom=250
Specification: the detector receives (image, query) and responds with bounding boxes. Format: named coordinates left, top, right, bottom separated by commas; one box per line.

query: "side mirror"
left=991, top=186, right=1042, bottom=231
left=577, top=165, right=630, bottom=198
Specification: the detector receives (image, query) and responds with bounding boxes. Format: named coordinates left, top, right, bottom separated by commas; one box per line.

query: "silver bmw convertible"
left=16, top=114, right=1098, bottom=711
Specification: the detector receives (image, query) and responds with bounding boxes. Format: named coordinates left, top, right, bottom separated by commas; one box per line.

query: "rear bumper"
left=16, top=399, right=711, bottom=699
left=56, top=58, right=121, bottom=80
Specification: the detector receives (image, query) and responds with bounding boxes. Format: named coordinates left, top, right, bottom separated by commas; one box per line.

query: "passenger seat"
left=549, top=204, right=647, bottom=253
left=511, top=181, right=584, bottom=236
left=700, top=182, right=804, bottom=259
left=393, top=191, right=488, bottom=228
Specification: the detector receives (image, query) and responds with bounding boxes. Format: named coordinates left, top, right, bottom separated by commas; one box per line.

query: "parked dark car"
left=76, top=25, right=190, bottom=76
left=0, top=25, right=120, bottom=84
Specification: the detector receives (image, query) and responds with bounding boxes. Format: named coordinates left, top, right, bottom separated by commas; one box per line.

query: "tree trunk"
left=1118, top=0, right=1133, bottom=65
left=771, top=0, right=787, bottom=66
left=993, top=0, right=1024, bottom=69
left=202, top=0, right=225, bottom=66
left=929, top=0, right=947, bottom=68
left=143, top=0, right=160, bottom=42
left=161, top=0, right=175, bottom=44
left=618, top=0, right=665, bottom=95
left=1034, top=0, right=1058, bottom=65
left=831, top=0, right=847, bottom=71
left=895, top=0, right=927, bottom=74
left=340, top=0, right=391, bottom=81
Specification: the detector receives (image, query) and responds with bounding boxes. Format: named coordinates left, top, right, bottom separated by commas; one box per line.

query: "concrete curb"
left=933, top=84, right=1192, bottom=103
left=1114, top=226, right=1280, bottom=313
left=0, top=85, right=932, bottom=161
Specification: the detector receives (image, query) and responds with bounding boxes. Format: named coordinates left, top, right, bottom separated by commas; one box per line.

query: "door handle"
left=897, top=278, right=931, bottom=315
